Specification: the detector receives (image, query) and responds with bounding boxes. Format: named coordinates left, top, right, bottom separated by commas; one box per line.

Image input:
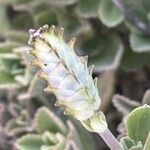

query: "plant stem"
left=98, top=128, right=122, bottom=150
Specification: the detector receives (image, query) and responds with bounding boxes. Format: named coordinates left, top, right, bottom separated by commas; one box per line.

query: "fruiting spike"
left=29, top=25, right=101, bottom=122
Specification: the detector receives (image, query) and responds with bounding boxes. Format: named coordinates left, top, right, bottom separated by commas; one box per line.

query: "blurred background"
left=0, top=0, right=150, bottom=149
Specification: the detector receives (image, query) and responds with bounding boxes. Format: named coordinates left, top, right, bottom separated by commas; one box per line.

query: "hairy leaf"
left=16, top=134, right=44, bottom=150
left=113, top=94, right=141, bottom=116
left=98, top=0, right=124, bottom=27
left=130, top=33, right=150, bottom=52
left=127, top=105, right=150, bottom=144
left=76, top=0, right=101, bottom=18
left=35, top=107, right=67, bottom=134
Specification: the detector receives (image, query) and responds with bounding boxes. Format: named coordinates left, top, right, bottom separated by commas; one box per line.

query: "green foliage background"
left=0, top=0, right=150, bottom=149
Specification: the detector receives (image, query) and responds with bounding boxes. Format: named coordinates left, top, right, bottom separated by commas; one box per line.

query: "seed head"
left=29, top=25, right=101, bottom=122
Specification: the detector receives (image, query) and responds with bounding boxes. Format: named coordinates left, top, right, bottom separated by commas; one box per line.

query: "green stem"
left=98, top=128, right=122, bottom=150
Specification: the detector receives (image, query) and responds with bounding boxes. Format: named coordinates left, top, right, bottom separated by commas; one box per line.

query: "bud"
left=28, top=25, right=106, bottom=132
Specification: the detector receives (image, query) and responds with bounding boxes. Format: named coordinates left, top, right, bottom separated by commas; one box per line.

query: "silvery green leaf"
left=16, top=134, right=44, bottom=150
left=122, top=48, right=150, bottom=70
left=142, top=89, right=150, bottom=105
left=0, top=42, right=20, bottom=55
left=15, top=66, right=36, bottom=86
left=57, top=10, right=85, bottom=37
left=124, top=21, right=143, bottom=35
left=0, top=70, right=20, bottom=89
left=34, top=10, right=57, bottom=27
left=127, top=105, right=150, bottom=144
left=74, top=122, right=96, bottom=150
left=123, top=0, right=150, bottom=34
left=81, top=34, right=124, bottom=71
left=35, top=107, right=67, bottom=134
left=98, top=0, right=124, bottom=27
left=0, top=58, right=23, bottom=74
left=113, top=94, right=141, bottom=116
left=130, top=33, right=150, bottom=52
left=98, top=70, right=115, bottom=112
left=5, top=111, right=29, bottom=136
left=16, top=107, right=95, bottom=150
left=76, top=0, right=101, bottom=18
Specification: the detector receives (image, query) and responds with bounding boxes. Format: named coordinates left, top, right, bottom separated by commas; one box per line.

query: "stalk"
left=98, top=128, right=122, bottom=150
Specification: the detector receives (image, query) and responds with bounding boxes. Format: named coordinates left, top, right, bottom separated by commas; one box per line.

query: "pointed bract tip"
left=42, top=24, right=49, bottom=31
left=89, top=65, right=94, bottom=75
left=31, top=60, right=44, bottom=68
left=38, top=71, right=49, bottom=80
left=30, top=50, right=39, bottom=57
left=58, top=27, right=64, bottom=39
left=94, top=77, right=98, bottom=87
left=50, top=25, right=56, bottom=33
left=55, top=101, right=61, bottom=107
left=68, top=37, right=76, bottom=49
left=84, top=55, right=88, bottom=61
left=80, top=55, right=88, bottom=64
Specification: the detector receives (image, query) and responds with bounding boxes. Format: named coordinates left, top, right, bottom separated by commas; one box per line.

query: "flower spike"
left=29, top=25, right=107, bottom=133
